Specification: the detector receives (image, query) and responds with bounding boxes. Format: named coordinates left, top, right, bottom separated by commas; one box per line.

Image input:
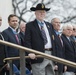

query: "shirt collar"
left=72, top=36, right=76, bottom=40
left=36, top=19, right=44, bottom=26
left=9, top=26, right=17, bottom=34
left=55, top=30, right=60, bottom=35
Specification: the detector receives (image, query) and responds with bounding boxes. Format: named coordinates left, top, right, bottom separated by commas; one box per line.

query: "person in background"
left=61, top=24, right=75, bottom=75
left=19, top=21, right=32, bottom=72
left=51, top=18, right=65, bottom=75
left=24, top=3, right=55, bottom=75
left=0, top=16, right=7, bottom=75
left=70, top=24, right=76, bottom=42
left=19, top=21, right=26, bottom=46
left=70, top=24, right=76, bottom=75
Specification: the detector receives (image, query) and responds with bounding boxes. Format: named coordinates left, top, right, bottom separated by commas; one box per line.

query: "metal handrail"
left=0, top=40, right=76, bottom=68
left=3, top=55, right=43, bottom=62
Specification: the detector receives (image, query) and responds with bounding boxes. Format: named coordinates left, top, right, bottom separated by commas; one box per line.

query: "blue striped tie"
left=40, top=22, right=47, bottom=45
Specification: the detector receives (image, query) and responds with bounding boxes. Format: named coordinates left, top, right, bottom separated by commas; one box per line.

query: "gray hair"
left=62, top=23, right=73, bottom=31
left=51, top=17, right=60, bottom=23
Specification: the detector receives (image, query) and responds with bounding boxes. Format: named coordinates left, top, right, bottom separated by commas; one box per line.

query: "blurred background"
left=0, top=0, right=76, bottom=31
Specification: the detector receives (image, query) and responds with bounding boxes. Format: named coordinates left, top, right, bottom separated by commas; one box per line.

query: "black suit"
left=61, top=34, right=75, bottom=72
left=19, top=32, right=25, bottom=46
left=70, top=36, right=76, bottom=73
left=0, top=33, right=6, bottom=75
left=51, top=28, right=65, bottom=72
left=2, top=27, right=21, bottom=68
left=0, top=34, right=6, bottom=66
left=70, top=36, right=76, bottom=53
left=24, top=19, right=54, bottom=64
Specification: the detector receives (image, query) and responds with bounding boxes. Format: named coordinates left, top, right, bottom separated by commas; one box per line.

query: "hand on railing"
left=6, top=63, right=10, bottom=70
left=54, top=65, right=58, bottom=71
left=28, top=53, right=36, bottom=59
left=64, top=66, right=67, bottom=72
left=0, top=40, right=76, bottom=68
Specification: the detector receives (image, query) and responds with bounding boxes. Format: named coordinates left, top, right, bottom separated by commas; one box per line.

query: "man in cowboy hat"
left=24, top=3, right=55, bottom=75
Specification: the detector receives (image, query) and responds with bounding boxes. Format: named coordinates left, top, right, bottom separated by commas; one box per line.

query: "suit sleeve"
left=2, top=31, right=9, bottom=57
left=24, top=23, right=32, bottom=49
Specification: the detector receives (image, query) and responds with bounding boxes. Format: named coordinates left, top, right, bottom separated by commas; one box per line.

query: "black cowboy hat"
left=30, top=3, right=50, bottom=11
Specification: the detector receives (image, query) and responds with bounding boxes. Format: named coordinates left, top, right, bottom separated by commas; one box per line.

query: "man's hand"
left=6, top=63, right=10, bottom=70
left=54, top=65, right=58, bottom=71
left=64, top=66, right=67, bottom=72
left=28, top=53, right=36, bottom=59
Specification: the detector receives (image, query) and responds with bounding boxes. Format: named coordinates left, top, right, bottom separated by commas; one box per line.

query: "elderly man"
left=24, top=3, right=55, bottom=75
left=19, top=21, right=26, bottom=46
left=51, top=18, right=65, bottom=75
left=70, top=24, right=76, bottom=75
left=70, top=24, right=76, bottom=42
left=61, top=24, right=75, bottom=75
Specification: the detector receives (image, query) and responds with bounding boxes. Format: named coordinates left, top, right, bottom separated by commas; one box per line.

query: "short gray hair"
left=62, top=23, right=73, bottom=30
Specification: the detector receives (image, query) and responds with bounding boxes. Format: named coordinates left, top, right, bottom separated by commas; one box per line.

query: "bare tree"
left=12, top=0, right=76, bottom=24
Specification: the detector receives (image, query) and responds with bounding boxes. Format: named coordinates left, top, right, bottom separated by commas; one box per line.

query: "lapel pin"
left=52, top=35, right=54, bottom=40
left=47, top=25, right=50, bottom=28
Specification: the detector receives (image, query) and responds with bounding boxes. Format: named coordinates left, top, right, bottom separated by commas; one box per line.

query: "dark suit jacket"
left=24, top=19, right=54, bottom=64
left=61, top=34, right=75, bottom=72
left=2, top=27, right=21, bottom=67
left=0, top=34, right=6, bottom=66
left=19, top=32, right=25, bottom=46
left=51, top=28, right=65, bottom=72
left=70, top=36, right=76, bottom=54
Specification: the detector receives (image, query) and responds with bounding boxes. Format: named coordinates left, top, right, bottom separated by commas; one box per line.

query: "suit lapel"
left=33, top=19, right=44, bottom=39
left=8, top=27, right=16, bottom=38
left=45, top=22, right=51, bottom=35
left=8, top=27, right=20, bottom=44
left=53, top=29, right=63, bottom=46
left=62, top=34, right=73, bottom=47
left=33, top=20, right=53, bottom=41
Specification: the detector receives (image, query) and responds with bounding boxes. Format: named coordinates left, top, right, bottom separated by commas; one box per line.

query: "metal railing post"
left=20, top=50, right=26, bottom=75
left=9, top=60, right=13, bottom=75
